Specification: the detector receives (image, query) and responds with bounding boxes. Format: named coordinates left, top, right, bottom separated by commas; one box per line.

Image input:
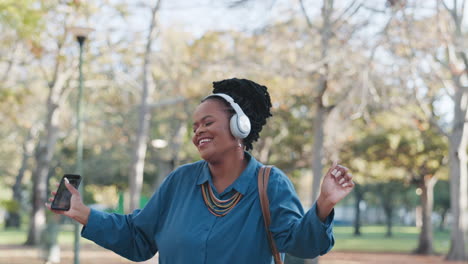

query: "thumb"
left=64, top=178, right=80, bottom=195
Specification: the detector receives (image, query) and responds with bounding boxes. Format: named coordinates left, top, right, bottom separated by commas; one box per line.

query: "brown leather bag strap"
left=258, top=166, right=283, bottom=264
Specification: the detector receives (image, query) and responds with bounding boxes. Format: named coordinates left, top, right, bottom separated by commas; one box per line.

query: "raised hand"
left=46, top=178, right=91, bottom=225
left=316, top=161, right=354, bottom=221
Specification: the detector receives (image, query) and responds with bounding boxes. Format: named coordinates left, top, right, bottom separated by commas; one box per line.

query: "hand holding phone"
left=51, top=174, right=82, bottom=211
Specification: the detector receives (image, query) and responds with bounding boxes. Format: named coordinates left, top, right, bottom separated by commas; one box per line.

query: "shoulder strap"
left=258, top=166, right=283, bottom=264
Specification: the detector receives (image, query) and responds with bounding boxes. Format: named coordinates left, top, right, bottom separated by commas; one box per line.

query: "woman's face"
left=192, top=99, right=238, bottom=163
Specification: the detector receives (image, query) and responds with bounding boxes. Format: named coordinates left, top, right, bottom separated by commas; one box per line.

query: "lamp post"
left=70, top=26, right=93, bottom=264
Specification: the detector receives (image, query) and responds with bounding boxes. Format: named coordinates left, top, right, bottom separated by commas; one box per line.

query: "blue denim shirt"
left=82, top=152, right=334, bottom=264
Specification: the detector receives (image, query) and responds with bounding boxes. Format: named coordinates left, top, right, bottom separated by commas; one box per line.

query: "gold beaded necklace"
left=201, top=182, right=243, bottom=217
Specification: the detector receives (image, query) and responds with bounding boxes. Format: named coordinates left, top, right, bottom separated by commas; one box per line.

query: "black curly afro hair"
left=203, top=78, right=272, bottom=151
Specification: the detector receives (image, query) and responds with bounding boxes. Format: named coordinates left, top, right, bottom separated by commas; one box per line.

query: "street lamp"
left=69, top=26, right=93, bottom=264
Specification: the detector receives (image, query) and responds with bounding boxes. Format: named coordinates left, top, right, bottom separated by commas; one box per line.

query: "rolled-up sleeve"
left=81, top=208, right=157, bottom=261
left=80, top=175, right=172, bottom=261
left=268, top=169, right=335, bottom=258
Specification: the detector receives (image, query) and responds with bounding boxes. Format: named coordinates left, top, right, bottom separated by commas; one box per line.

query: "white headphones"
left=203, top=93, right=251, bottom=139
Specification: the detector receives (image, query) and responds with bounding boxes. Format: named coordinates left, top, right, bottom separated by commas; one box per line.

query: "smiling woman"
left=46, top=78, right=355, bottom=264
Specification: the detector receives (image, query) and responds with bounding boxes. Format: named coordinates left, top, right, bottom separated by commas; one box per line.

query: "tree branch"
left=442, top=0, right=460, bottom=26
left=332, top=0, right=361, bottom=26
left=460, top=51, right=468, bottom=73
left=460, top=0, right=466, bottom=24
left=298, top=0, right=319, bottom=32
left=361, top=4, right=386, bottom=13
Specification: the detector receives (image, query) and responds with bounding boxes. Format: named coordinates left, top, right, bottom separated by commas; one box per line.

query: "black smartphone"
left=51, top=174, right=82, bottom=211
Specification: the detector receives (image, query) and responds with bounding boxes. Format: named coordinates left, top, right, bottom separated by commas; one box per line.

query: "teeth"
left=199, top=138, right=211, bottom=145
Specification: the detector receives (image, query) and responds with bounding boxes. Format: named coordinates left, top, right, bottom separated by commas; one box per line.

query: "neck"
left=208, top=151, right=247, bottom=193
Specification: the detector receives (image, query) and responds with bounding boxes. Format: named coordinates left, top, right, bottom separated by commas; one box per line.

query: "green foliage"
left=342, top=109, right=447, bottom=185
left=0, top=199, right=19, bottom=213
left=0, top=0, right=45, bottom=39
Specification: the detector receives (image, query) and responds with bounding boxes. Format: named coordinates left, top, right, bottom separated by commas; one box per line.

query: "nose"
left=194, top=126, right=205, bottom=136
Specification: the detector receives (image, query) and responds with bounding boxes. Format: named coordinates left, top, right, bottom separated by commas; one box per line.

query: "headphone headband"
left=204, top=93, right=241, bottom=113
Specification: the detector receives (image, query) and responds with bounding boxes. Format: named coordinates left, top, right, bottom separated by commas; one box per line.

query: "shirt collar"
left=196, top=152, right=259, bottom=196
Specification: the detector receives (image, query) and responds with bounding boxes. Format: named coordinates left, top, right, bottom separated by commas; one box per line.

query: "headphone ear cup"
left=203, top=93, right=251, bottom=139
left=230, top=113, right=250, bottom=139
left=230, top=114, right=242, bottom=138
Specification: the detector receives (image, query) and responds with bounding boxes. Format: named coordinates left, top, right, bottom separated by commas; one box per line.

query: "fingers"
left=45, top=203, right=65, bottom=215
left=330, top=164, right=348, bottom=179
left=343, top=180, right=355, bottom=188
left=64, top=178, right=79, bottom=195
left=329, top=163, right=354, bottom=188
left=326, top=161, right=338, bottom=176
left=325, top=161, right=339, bottom=180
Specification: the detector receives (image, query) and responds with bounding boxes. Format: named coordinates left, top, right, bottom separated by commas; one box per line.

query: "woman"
left=47, top=78, right=354, bottom=263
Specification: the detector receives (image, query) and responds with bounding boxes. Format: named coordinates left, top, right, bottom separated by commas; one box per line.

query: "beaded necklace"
left=201, top=182, right=243, bottom=217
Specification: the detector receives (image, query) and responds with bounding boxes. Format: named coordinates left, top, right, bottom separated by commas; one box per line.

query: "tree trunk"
left=310, top=0, right=333, bottom=205
left=414, top=175, right=437, bottom=255
left=306, top=2, right=333, bottom=263
left=25, top=94, right=61, bottom=245
left=353, top=184, right=363, bottom=236
left=24, top=50, right=72, bottom=245
left=311, top=104, right=327, bottom=202
left=6, top=125, right=39, bottom=228
left=446, top=85, right=468, bottom=261
left=443, top=1, right=468, bottom=260
left=384, top=205, right=393, bottom=237
left=128, top=0, right=161, bottom=212
left=439, top=208, right=448, bottom=231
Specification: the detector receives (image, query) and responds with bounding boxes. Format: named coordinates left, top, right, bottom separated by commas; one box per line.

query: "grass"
left=0, top=225, right=452, bottom=254
left=0, top=224, right=92, bottom=245
left=333, top=225, right=451, bottom=254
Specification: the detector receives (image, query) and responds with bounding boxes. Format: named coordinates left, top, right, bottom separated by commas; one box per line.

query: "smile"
left=198, top=138, right=212, bottom=146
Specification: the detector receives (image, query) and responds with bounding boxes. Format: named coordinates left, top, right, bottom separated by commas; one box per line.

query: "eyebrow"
left=192, top=115, right=214, bottom=126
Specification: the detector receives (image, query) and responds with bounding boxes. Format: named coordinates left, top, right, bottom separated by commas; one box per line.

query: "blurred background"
left=0, top=0, right=467, bottom=263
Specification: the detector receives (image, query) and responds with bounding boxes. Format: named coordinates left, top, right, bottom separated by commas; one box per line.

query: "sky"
left=124, top=0, right=283, bottom=37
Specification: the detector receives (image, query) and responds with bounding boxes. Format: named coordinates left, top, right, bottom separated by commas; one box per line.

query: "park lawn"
left=333, top=225, right=451, bottom=254
left=0, top=224, right=92, bottom=245
left=0, top=225, right=452, bottom=254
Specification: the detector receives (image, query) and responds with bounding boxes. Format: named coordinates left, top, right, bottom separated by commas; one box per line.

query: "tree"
left=386, top=111, right=447, bottom=253
left=6, top=125, right=39, bottom=228
left=127, top=0, right=162, bottom=212
left=342, top=107, right=447, bottom=241
left=296, top=2, right=382, bottom=261
left=440, top=1, right=468, bottom=260
left=25, top=52, right=73, bottom=245
left=342, top=114, right=409, bottom=237
left=0, top=0, right=45, bottom=230
left=23, top=4, right=77, bottom=245
left=381, top=0, right=467, bottom=259
left=408, top=121, right=447, bottom=255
